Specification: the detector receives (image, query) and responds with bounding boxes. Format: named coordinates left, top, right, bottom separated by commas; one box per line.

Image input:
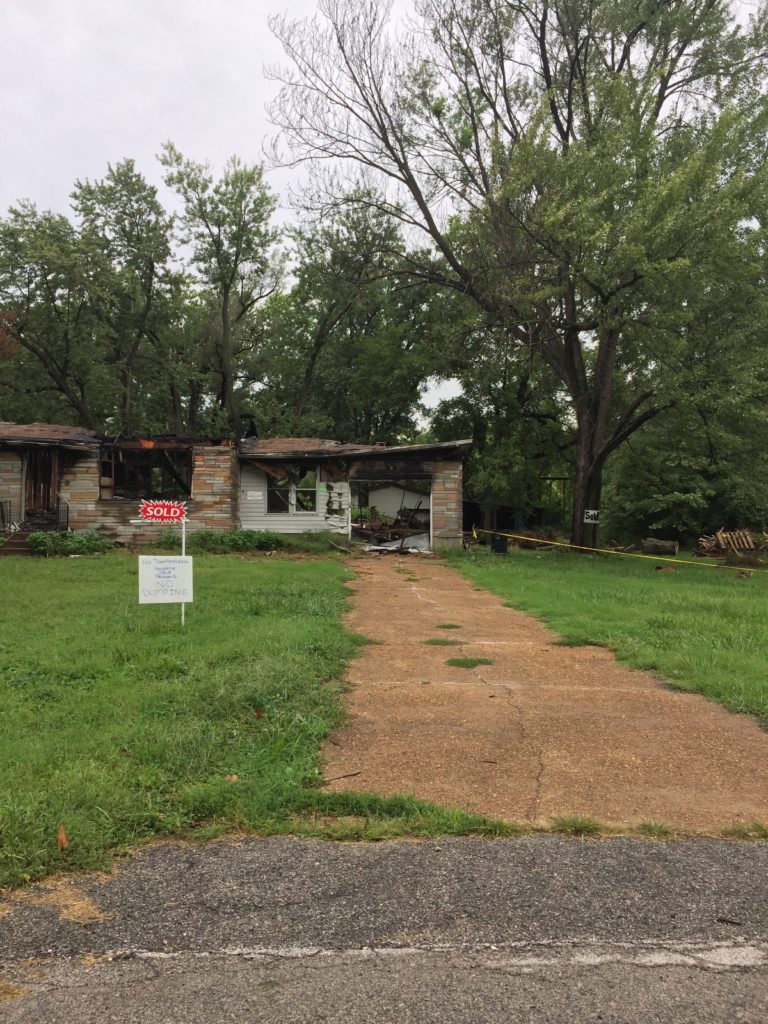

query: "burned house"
left=238, top=437, right=469, bottom=546
left=0, top=423, right=470, bottom=548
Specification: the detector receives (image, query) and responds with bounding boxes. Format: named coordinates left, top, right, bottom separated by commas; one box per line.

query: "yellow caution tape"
left=470, top=527, right=768, bottom=574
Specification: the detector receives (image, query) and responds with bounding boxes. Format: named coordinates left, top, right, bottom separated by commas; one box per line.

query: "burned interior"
left=100, top=443, right=192, bottom=501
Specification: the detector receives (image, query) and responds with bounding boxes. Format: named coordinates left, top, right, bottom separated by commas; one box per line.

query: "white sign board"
left=583, top=509, right=600, bottom=524
left=138, top=556, right=194, bottom=604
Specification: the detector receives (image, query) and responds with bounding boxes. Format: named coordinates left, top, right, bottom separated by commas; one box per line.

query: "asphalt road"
left=1, top=836, right=767, bottom=1022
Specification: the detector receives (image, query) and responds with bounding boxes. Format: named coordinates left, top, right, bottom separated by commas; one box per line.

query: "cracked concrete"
left=323, top=557, right=768, bottom=830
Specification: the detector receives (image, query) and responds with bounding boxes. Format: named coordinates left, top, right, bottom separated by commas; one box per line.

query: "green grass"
left=436, top=623, right=462, bottom=630
left=447, top=547, right=768, bottom=723
left=446, top=657, right=494, bottom=669
left=424, top=637, right=462, bottom=646
left=720, top=822, right=768, bottom=840
left=636, top=820, right=675, bottom=838
left=0, top=553, right=513, bottom=887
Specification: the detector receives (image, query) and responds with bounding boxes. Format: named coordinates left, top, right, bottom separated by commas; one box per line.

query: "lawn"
left=447, top=546, right=768, bottom=725
left=0, top=552, right=508, bottom=887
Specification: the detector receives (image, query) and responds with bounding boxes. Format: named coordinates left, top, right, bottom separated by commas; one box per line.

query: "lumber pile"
left=697, top=529, right=766, bottom=557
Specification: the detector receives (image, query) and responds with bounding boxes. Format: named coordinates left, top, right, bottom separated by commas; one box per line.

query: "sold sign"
left=138, top=499, right=188, bottom=524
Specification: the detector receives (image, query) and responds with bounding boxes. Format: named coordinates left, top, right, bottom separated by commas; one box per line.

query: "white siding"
left=238, top=463, right=350, bottom=534
left=368, top=486, right=431, bottom=518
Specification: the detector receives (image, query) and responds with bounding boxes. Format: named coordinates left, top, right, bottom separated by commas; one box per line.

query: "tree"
left=160, top=145, right=281, bottom=437
left=432, top=323, right=572, bottom=528
left=252, top=202, right=445, bottom=442
left=0, top=202, right=114, bottom=429
left=270, top=0, right=768, bottom=544
left=72, top=160, right=177, bottom=433
left=0, top=163, right=184, bottom=433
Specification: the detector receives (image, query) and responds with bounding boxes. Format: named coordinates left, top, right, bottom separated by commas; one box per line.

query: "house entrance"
left=24, top=448, right=60, bottom=526
left=350, top=479, right=432, bottom=546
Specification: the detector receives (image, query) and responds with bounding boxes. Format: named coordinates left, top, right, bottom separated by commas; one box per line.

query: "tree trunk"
left=219, top=288, right=242, bottom=437
left=570, top=453, right=603, bottom=548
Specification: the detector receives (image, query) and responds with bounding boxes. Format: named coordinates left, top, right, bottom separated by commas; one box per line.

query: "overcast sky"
left=0, top=0, right=364, bottom=218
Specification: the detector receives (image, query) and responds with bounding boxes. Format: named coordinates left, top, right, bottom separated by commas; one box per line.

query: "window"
left=266, top=467, right=318, bottom=514
left=267, top=475, right=291, bottom=513
left=295, top=470, right=317, bottom=512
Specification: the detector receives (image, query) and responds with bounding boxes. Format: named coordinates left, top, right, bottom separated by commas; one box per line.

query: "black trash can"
left=490, top=534, right=508, bottom=555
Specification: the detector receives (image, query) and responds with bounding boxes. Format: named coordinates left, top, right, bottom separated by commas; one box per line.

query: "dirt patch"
left=0, top=978, right=27, bottom=1003
left=8, top=877, right=112, bottom=924
left=323, top=557, right=768, bottom=831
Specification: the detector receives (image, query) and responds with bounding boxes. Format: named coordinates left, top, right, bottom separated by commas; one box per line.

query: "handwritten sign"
left=138, top=556, right=194, bottom=604
left=138, top=499, right=188, bottom=524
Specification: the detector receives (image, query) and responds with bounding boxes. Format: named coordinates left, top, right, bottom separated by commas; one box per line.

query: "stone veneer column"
left=59, top=450, right=101, bottom=530
left=431, top=460, right=464, bottom=547
left=0, top=450, right=23, bottom=522
left=190, top=446, right=238, bottom=530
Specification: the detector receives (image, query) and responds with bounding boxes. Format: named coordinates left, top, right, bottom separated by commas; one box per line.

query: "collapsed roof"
left=239, top=437, right=473, bottom=460
left=0, top=424, right=472, bottom=461
left=0, top=422, right=99, bottom=449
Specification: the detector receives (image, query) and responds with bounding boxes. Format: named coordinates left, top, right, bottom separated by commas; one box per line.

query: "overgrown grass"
left=0, top=553, right=509, bottom=887
left=447, top=546, right=768, bottom=723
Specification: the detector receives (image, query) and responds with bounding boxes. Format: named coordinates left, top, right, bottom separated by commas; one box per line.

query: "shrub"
left=27, top=531, right=115, bottom=557
left=189, top=529, right=285, bottom=553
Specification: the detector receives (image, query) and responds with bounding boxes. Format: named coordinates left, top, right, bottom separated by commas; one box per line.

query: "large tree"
left=160, top=145, right=281, bottom=437
left=0, top=162, right=181, bottom=433
left=270, top=0, right=768, bottom=544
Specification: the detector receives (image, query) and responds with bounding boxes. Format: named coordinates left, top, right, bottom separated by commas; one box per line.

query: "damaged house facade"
left=0, top=423, right=470, bottom=548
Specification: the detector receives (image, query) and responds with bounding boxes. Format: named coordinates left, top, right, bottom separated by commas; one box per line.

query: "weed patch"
left=424, top=638, right=462, bottom=646
left=550, top=816, right=603, bottom=836
left=720, top=822, right=768, bottom=840
left=636, top=821, right=674, bottom=838
left=447, top=657, right=493, bottom=669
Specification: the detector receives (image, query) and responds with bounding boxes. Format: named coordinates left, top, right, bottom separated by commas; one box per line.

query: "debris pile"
left=697, top=529, right=767, bottom=558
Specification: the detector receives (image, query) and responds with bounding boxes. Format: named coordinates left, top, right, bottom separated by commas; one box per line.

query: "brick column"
left=190, top=446, right=238, bottom=531
left=431, top=460, right=463, bottom=547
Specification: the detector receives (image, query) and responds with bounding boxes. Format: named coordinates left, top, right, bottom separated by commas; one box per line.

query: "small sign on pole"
left=583, top=509, right=600, bottom=525
left=136, top=500, right=191, bottom=625
left=139, top=556, right=194, bottom=604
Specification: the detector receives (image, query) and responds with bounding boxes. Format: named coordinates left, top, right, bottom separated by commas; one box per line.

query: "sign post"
left=136, top=500, right=191, bottom=625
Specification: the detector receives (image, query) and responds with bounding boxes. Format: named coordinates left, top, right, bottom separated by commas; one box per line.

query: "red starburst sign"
left=138, top=499, right=188, bottom=524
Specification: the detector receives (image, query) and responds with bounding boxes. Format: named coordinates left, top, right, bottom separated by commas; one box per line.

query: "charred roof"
left=0, top=422, right=100, bottom=448
left=238, top=437, right=473, bottom=460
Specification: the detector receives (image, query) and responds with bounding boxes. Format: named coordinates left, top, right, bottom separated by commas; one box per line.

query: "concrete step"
left=0, top=531, right=35, bottom=556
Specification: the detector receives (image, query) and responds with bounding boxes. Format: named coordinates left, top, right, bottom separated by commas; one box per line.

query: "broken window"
left=267, top=475, right=291, bottom=513
left=295, top=470, right=317, bottom=512
left=100, top=447, right=192, bottom=500
left=266, top=466, right=318, bottom=514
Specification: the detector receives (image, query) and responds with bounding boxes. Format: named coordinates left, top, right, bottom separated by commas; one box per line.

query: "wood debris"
left=697, top=529, right=767, bottom=557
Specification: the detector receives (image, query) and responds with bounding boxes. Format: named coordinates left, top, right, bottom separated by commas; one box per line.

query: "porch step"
left=0, top=531, right=35, bottom=556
